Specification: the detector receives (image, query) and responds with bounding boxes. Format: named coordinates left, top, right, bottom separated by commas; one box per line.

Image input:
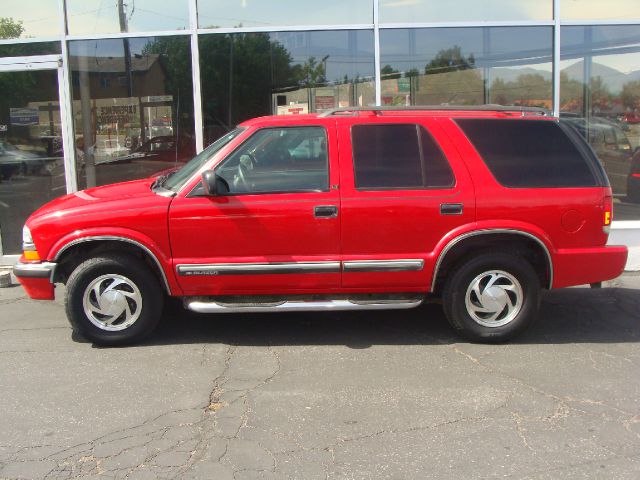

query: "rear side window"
left=455, top=119, right=597, bottom=188
left=352, top=124, right=454, bottom=190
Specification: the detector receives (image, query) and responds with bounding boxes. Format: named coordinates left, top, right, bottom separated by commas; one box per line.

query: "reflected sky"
left=197, top=0, right=372, bottom=28
left=4, top=1, right=61, bottom=37
left=562, top=0, right=640, bottom=20
left=65, top=0, right=189, bottom=35
left=379, top=0, right=551, bottom=22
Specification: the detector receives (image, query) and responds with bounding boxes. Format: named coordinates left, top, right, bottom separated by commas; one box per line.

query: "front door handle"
left=440, top=203, right=463, bottom=215
left=314, top=205, right=338, bottom=218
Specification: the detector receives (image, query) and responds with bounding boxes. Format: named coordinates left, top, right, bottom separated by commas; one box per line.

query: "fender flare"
left=52, top=235, right=173, bottom=294
left=431, top=228, right=554, bottom=291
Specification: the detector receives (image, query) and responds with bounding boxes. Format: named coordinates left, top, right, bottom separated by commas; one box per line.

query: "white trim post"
left=58, top=0, right=78, bottom=193
left=189, top=0, right=204, bottom=153
left=374, top=0, right=381, bottom=106
left=553, top=0, right=561, bottom=117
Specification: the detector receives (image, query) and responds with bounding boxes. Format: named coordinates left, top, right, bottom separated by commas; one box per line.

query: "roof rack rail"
left=318, top=105, right=550, bottom=117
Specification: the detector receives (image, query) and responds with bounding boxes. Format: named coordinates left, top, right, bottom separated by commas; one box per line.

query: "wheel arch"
left=431, top=229, right=553, bottom=294
left=51, top=236, right=172, bottom=294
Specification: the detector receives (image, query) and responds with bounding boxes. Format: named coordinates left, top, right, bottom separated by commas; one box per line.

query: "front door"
left=0, top=56, right=75, bottom=262
left=169, top=123, right=341, bottom=296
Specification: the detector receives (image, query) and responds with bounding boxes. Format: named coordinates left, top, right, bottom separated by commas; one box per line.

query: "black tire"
left=65, top=253, right=164, bottom=346
left=442, top=253, right=541, bottom=343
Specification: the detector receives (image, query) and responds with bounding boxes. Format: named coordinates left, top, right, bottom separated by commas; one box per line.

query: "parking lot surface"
left=0, top=276, right=639, bottom=479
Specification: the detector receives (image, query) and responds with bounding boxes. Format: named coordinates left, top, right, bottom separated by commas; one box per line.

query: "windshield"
left=162, top=127, right=246, bottom=192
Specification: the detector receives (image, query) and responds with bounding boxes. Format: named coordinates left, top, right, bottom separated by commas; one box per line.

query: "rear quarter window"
left=455, top=119, right=598, bottom=188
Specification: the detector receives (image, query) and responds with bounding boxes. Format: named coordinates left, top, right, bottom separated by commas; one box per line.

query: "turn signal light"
left=23, top=250, right=41, bottom=261
left=603, top=195, right=613, bottom=234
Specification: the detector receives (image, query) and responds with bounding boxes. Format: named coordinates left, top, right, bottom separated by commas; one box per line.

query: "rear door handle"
left=314, top=205, right=338, bottom=218
left=440, top=203, right=463, bottom=215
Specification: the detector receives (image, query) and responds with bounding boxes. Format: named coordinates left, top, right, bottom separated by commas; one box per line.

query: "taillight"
left=603, top=195, right=613, bottom=234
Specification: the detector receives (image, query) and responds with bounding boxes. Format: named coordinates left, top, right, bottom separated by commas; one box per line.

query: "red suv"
left=14, top=107, right=628, bottom=345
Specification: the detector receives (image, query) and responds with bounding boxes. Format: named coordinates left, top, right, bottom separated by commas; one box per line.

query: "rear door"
left=337, top=116, right=475, bottom=291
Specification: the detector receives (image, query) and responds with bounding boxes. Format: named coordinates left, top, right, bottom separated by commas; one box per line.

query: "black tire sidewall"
left=65, top=254, right=163, bottom=345
left=443, top=253, right=540, bottom=343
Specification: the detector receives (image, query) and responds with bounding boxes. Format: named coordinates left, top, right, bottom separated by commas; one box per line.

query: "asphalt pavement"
left=0, top=275, right=639, bottom=479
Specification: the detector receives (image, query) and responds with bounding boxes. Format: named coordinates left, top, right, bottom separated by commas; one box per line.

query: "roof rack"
left=318, top=105, right=550, bottom=117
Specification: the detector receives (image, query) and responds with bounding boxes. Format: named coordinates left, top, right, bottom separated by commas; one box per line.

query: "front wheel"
left=442, top=253, right=541, bottom=343
left=65, top=254, right=164, bottom=346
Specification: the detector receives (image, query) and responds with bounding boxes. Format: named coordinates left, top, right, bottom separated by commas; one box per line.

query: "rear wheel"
left=443, top=253, right=541, bottom=343
left=65, top=253, right=163, bottom=346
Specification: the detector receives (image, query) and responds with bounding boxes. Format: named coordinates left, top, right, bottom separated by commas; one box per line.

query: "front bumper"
left=13, top=261, right=56, bottom=300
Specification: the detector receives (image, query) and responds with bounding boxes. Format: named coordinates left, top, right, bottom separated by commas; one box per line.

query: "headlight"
left=22, top=226, right=40, bottom=261
left=22, top=226, right=34, bottom=249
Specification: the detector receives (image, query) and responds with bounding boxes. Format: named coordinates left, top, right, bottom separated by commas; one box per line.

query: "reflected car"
left=561, top=116, right=634, bottom=196
left=627, top=147, right=640, bottom=202
left=112, top=136, right=195, bottom=164
left=0, top=140, right=57, bottom=180
left=623, top=112, right=640, bottom=124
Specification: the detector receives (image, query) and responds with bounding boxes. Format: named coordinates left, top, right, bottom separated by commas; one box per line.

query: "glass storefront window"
left=197, top=0, right=373, bottom=29
left=561, top=1, right=640, bottom=21
left=198, top=30, right=375, bottom=145
left=0, top=69, right=65, bottom=254
left=561, top=25, right=640, bottom=220
left=0, top=42, right=61, bottom=57
left=2, top=2, right=61, bottom=38
left=379, top=27, right=553, bottom=109
left=68, top=36, right=195, bottom=189
left=379, top=0, right=551, bottom=24
left=66, top=0, right=190, bottom=35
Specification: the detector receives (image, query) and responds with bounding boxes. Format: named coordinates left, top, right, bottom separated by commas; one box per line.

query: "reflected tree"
left=425, top=46, right=475, bottom=75
left=622, top=80, right=640, bottom=110
left=0, top=17, right=23, bottom=39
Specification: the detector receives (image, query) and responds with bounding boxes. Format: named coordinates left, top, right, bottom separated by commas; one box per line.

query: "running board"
left=186, top=298, right=423, bottom=314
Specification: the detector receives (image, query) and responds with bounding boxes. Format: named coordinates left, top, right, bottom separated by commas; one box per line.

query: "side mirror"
left=201, top=171, right=230, bottom=196
left=201, top=170, right=217, bottom=196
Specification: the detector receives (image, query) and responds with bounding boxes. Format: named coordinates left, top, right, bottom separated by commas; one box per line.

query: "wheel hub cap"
left=465, top=270, right=523, bottom=328
left=82, top=274, right=142, bottom=331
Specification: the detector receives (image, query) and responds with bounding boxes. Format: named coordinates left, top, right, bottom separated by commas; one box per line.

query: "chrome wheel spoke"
left=465, top=270, right=523, bottom=328
left=83, top=274, right=142, bottom=331
left=103, top=277, right=127, bottom=292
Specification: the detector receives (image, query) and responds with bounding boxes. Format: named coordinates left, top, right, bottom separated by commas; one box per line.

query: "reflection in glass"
left=68, top=36, right=195, bottom=189
left=199, top=30, right=375, bottom=145
left=561, top=0, right=640, bottom=21
left=66, top=0, right=189, bottom=35
left=0, top=42, right=61, bottom=57
left=561, top=26, right=640, bottom=220
left=379, top=27, right=552, bottom=109
left=0, top=70, right=65, bottom=254
left=197, top=0, right=372, bottom=28
left=379, top=0, right=550, bottom=23
left=2, top=2, right=61, bottom=38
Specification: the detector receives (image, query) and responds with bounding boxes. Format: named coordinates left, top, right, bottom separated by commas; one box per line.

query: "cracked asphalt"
left=0, top=276, right=639, bottom=479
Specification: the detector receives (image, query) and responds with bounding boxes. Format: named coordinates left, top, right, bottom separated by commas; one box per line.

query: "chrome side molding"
left=177, top=259, right=425, bottom=276
left=186, top=298, right=423, bottom=314
left=177, top=261, right=341, bottom=276
left=343, top=259, right=424, bottom=272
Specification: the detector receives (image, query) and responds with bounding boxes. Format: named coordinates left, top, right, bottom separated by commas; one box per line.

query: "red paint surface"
left=17, top=110, right=627, bottom=299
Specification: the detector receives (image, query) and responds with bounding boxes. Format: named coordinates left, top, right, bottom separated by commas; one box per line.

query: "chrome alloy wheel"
left=464, top=270, right=523, bottom=328
left=82, top=274, right=143, bottom=331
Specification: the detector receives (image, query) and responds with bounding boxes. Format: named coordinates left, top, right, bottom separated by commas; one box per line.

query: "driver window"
left=216, top=126, right=328, bottom=195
